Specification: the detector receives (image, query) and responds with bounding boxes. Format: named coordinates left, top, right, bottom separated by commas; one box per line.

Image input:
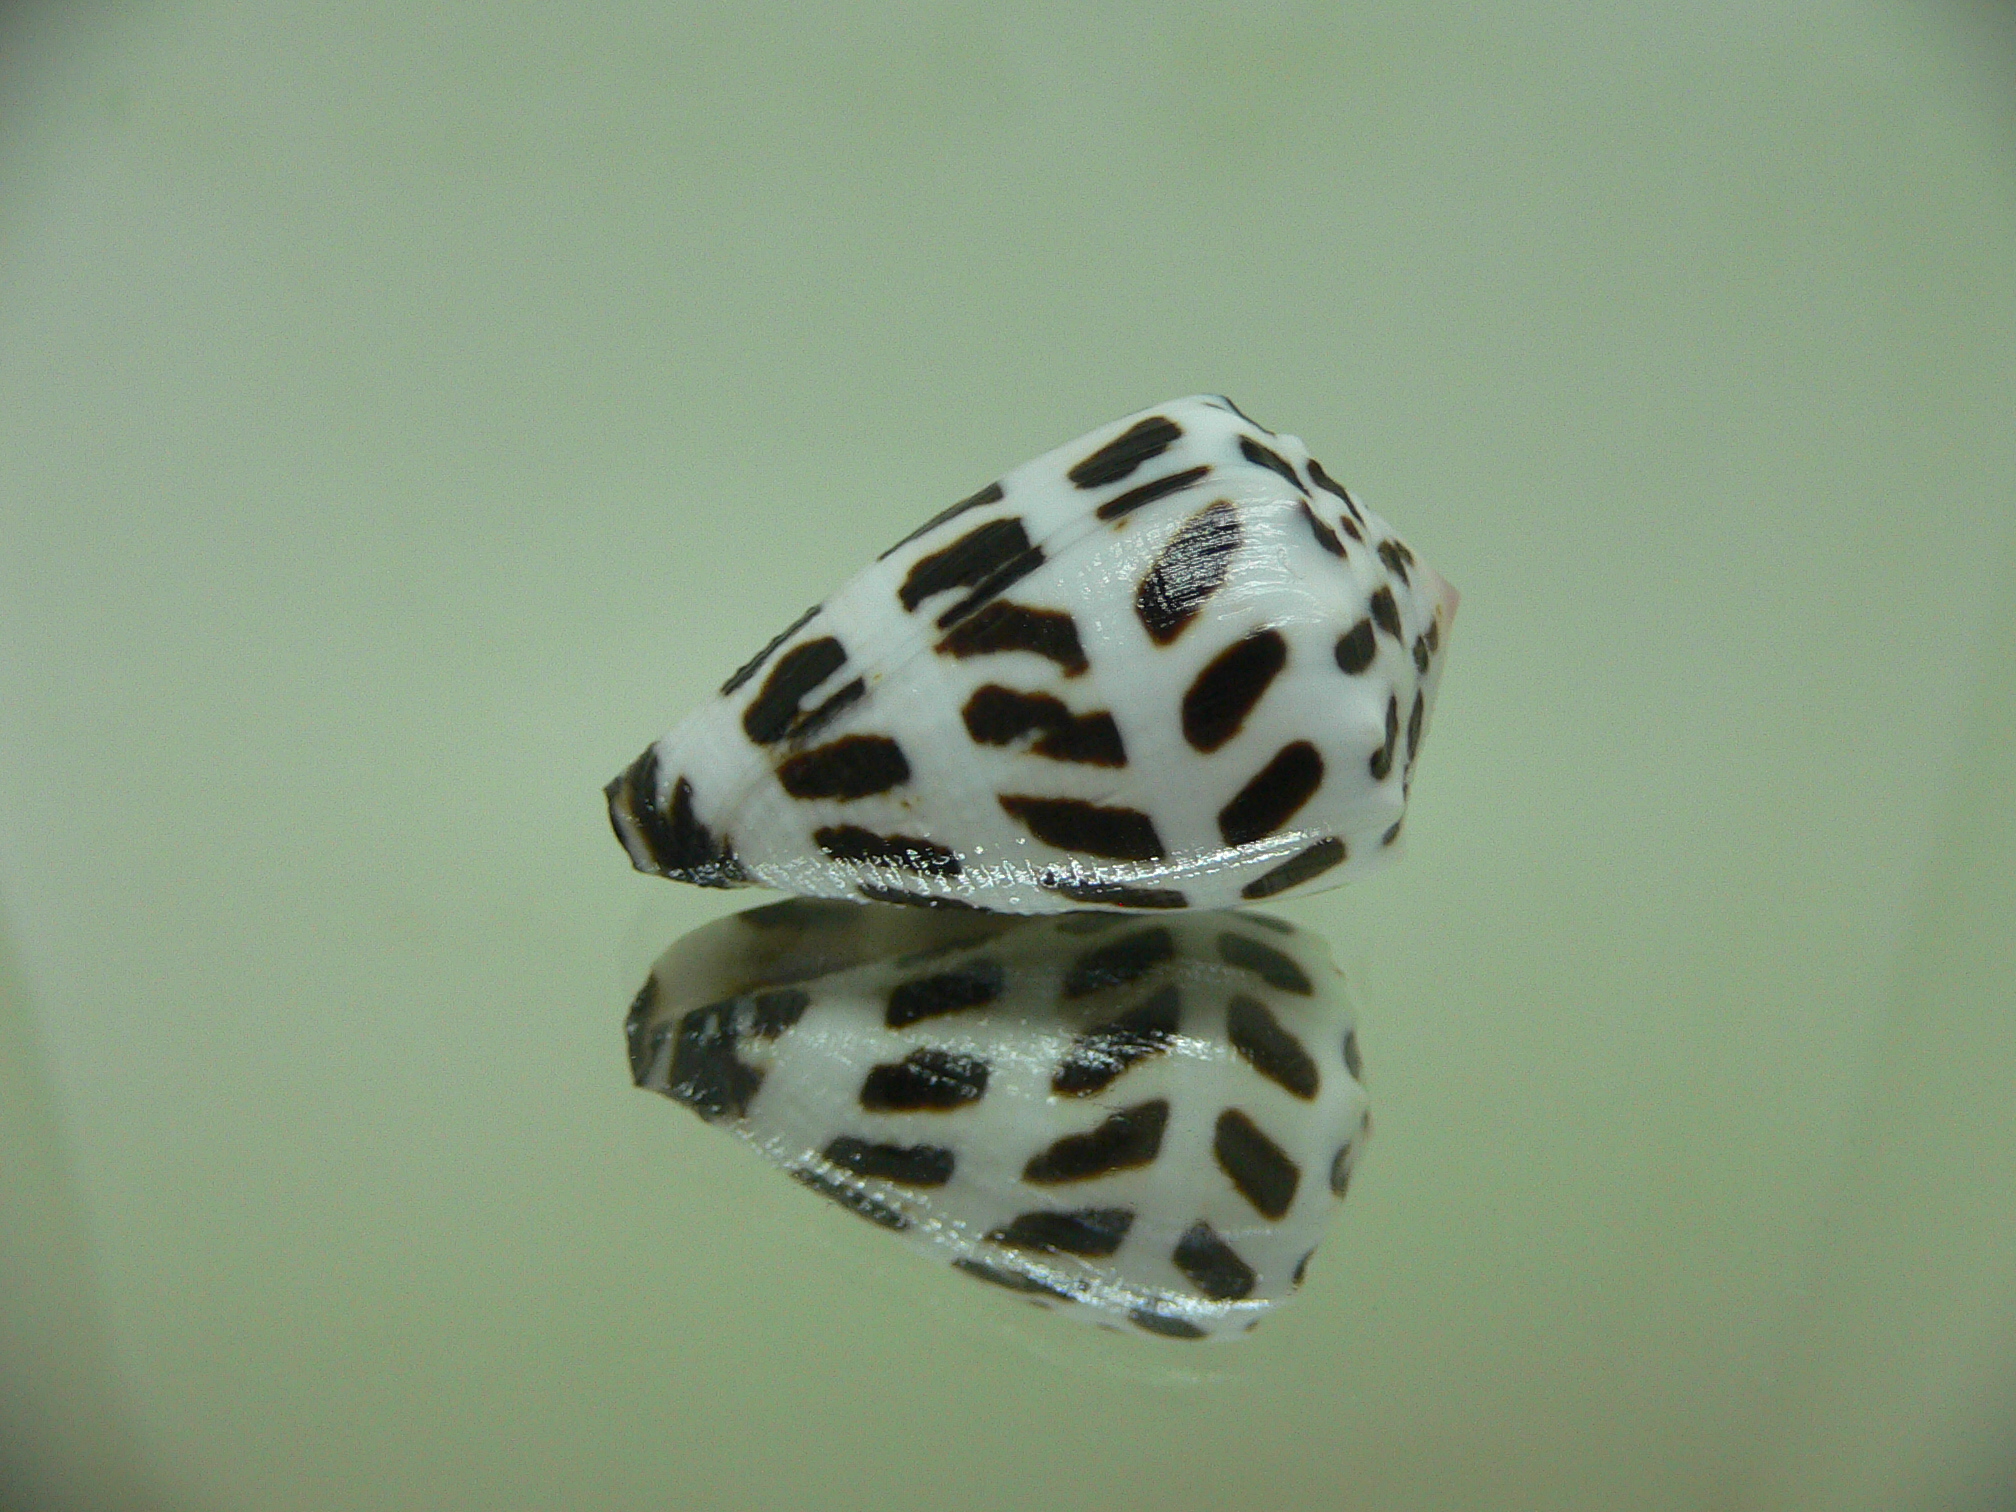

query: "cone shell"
left=608, top=396, right=1455, bottom=913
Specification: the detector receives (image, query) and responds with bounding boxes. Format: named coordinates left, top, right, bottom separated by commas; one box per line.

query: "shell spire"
left=607, top=396, right=1455, bottom=913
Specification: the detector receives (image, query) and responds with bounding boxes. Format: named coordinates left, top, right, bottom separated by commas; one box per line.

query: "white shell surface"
left=627, top=900, right=1371, bottom=1340
left=608, top=396, right=1456, bottom=912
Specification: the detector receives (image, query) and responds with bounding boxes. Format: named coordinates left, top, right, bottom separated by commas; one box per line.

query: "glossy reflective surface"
left=3, top=5, right=2014, bottom=1511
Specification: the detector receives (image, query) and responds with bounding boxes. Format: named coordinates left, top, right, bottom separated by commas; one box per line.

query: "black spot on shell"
left=1377, top=538, right=1415, bottom=584
left=1023, top=1100, right=1169, bottom=1184
left=1039, top=876, right=1187, bottom=910
left=999, top=795, right=1164, bottom=861
left=1238, top=435, right=1305, bottom=494
left=1069, top=416, right=1182, bottom=489
left=665, top=1001, right=762, bottom=1123
left=1218, top=740, right=1325, bottom=847
left=742, top=636, right=849, bottom=745
left=749, top=989, right=810, bottom=1037
left=791, top=1166, right=910, bottom=1231
left=899, top=517, right=1036, bottom=614
left=1407, top=689, right=1425, bottom=763
left=859, top=1048, right=989, bottom=1112
left=823, top=1136, right=955, bottom=1187
left=815, top=825, right=963, bottom=877
left=1217, top=932, right=1315, bottom=995
left=1051, top=984, right=1180, bottom=1096
left=1208, top=395, right=1272, bottom=433
left=1214, top=1108, right=1301, bottom=1220
left=721, top=604, right=820, bottom=696
left=1382, top=819, right=1403, bottom=847
left=953, top=1258, right=1074, bottom=1300
left=605, top=754, right=749, bottom=887
left=1239, top=837, right=1347, bottom=900
left=962, top=685, right=1126, bottom=767
left=1329, top=1143, right=1357, bottom=1197
left=879, top=480, right=1004, bottom=561
left=1173, top=1220, right=1258, bottom=1301
left=1343, top=1030, right=1363, bottom=1080
left=1369, top=694, right=1399, bottom=782
left=936, top=601, right=1088, bottom=676
left=1292, top=1249, right=1314, bottom=1286
left=778, top=735, right=911, bottom=801
left=1130, top=1308, right=1208, bottom=1339
left=1182, top=629, right=1288, bottom=753
left=1337, top=512, right=1364, bottom=543
left=785, top=677, right=866, bottom=745
left=1305, top=458, right=1363, bottom=523
left=1095, top=464, right=1210, bottom=522
left=1370, top=585, right=1402, bottom=639
left=1412, top=634, right=1432, bottom=675
left=1335, top=618, right=1376, bottom=675
left=1062, top=928, right=1175, bottom=999
left=1226, top=994, right=1321, bottom=1100
left=885, top=959, right=1005, bottom=1028
left=987, top=1207, right=1136, bottom=1257
left=1135, top=500, right=1241, bottom=646
left=1298, top=501, right=1344, bottom=556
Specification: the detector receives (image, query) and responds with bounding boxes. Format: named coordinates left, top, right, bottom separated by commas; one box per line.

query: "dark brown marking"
left=1130, top=1308, right=1208, bottom=1339
left=1343, top=1029, right=1362, bottom=1080
left=1292, top=1249, right=1314, bottom=1286
left=1335, top=618, right=1376, bottom=675
left=1051, top=983, right=1181, bottom=1095
left=750, top=989, right=810, bottom=1037
left=1329, top=1143, right=1356, bottom=1196
left=1182, top=629, right=1288, bottom=753
left=778, top=735, right=911, bottom=801
left=786, top=677, right=866, bottom=745
left=1369, top=694, right=1399, bottom=782
left=1135, top=500, right=1241, bottom=645
left=899, top=517, right=1035, bottom=613
left=1217, top=932, right=1315, bottom=995
left=1238, top=435, right=1305, bottom=494
left=1425, top=620, right=1440, bottom=656
left=1095, top=464, right=1210, bottom=522
left=859, top=1048, right=989, bottom=1112
left=1214, top=1108, right=1301, bottom=1220
left=885, top=959, right=1005, bottom=1028
left=999, top=795, right=1164, bottom=861
left=823, top=1136, right=955, bottom=1187
left=1062, top=927, right=1176, bottom=999
left=1305, top=458, right=1364, bottom=522
left=1219, top=740, right=1325, bottom=846
left=879, top=480, right=1004, bottom=561
left=962, top=685, right=1126, bottom=767
left=1337, top=512, right=1364, bottom=543
left=1412, top=634, right=1432, bottom=675
left=665, top=1001, right=762, bottom=1123
left=1370, top=584, right=1402, bottom=639
left=856, top=884, right=982, bottom=910
left=953, top=1258, right=1073, bottom=1300
left=605, top=754, right=749, bottom=887
left=1173, top=1220, right=1258, bottom=1300
left=1023, top=1100, right=1169, bottom=1183
left=791, top=1166, right=910, bottom=1230
left=815, top=824, right=963, bottom=877
left=1040, top=876, right=1187, bottom=910
left=623, top=976, right=659, bottom=1085
left=1226, top=994, right=1320, bottom=1099
left=987, top=1207, right=1135, bottom=1257
left=936, top=600, right=1088, bottom=676
left=1377, top=538, right=1415, bottom=584
left=1069, top=416, right=1181, bottom=489
left=1209, top=394, right=1271, bottom=433
left=1382, top=819, right=1403, bottom=847
left=742, top=637, right=849, bottom=745
left=721, top=604, right=820, bottom=696
left=1406, top=689, right=1425, bottom=763
left=1298, top=501, right=1343, bottom=556
left=1240, top=836, right=1347, bottom=900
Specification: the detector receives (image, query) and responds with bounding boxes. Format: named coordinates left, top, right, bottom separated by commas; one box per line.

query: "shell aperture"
left=607, top=396, right=1456, bottom=913
left=627, top=899, right=1370, bottom=1340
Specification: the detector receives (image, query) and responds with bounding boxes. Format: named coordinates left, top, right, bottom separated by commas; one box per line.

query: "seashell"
left=627, top=899, right=1370, bottom=1340
left=607, top=396, right=1456, bottom=912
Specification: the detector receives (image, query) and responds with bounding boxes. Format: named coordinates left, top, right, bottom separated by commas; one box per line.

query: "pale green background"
left=3, top=3, right=2014, bottom=1510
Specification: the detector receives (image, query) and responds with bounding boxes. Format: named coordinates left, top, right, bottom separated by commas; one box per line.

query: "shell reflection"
left=628, top=899, right=1369, bottom=1341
